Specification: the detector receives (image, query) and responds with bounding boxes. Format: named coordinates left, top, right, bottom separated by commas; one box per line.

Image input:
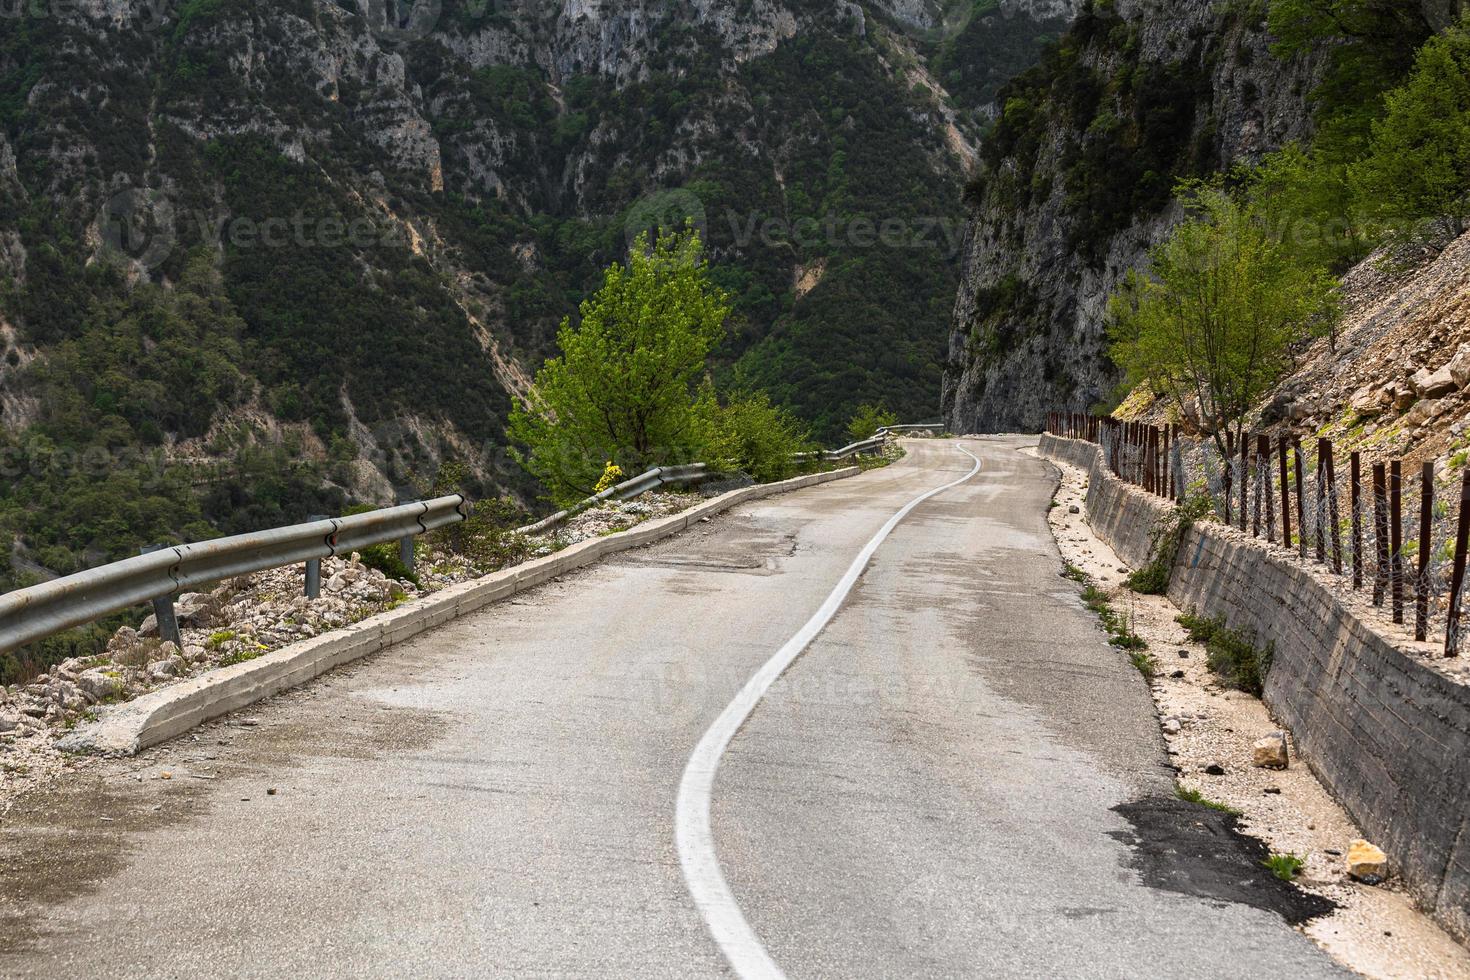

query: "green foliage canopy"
left=846, top=403, right=898, bottom=441
left=696, top=386, right=812, bottom=484
left=1107, top=188, right=1339, bottom=448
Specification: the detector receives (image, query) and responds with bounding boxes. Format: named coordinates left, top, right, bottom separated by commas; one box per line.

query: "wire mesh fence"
left=1046, top=411, right=1470, bottom=655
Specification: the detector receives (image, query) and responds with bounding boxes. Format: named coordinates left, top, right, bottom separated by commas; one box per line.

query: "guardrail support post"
left=140, top=545, right=182, bottom=647
left=400, top=535, right=416, bottom=573
left=305, top=514, right=327, bottom=599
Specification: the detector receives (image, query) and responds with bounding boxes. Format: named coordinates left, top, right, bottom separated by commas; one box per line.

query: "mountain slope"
left=0, top=0, right=1072, bottom=589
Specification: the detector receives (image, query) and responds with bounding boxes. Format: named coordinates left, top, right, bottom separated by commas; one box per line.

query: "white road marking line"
left=674, top=445, right=984, bottom=979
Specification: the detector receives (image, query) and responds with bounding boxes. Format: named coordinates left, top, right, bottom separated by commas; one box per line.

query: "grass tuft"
left=1076, top=581, right=1152, bottom=675
left=1264, top=852, right=1306, bottom=881
left=1175, top=782, right=1242, bottom=815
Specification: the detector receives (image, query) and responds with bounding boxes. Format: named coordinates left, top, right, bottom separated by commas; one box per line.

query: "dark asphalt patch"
left=1111, top=796, right=1337, bottom=925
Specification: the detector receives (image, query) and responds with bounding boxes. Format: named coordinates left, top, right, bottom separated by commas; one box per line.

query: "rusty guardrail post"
left=139, top=544, right=182, bottom=647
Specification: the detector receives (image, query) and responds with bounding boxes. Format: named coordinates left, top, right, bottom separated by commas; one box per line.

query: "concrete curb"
left=58, top=466, right=862, bottom=757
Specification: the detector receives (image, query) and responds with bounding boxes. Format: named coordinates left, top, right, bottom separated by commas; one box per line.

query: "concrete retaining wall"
left=59, top=466, right=861, bottom=759
left=1039, top=433, right=1470, bottom=944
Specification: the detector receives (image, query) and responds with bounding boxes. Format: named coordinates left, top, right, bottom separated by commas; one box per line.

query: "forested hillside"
left=0, top=0, right=1072, bottom=600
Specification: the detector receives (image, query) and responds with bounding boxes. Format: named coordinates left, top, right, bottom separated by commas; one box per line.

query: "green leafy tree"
left=1107, top=187, right=1339, bottom=453
left=509, top=228, right=731, bottom=504
left=846, top=402, right=898, bottom=441
left=1351, top=16, right=1470, bottom=238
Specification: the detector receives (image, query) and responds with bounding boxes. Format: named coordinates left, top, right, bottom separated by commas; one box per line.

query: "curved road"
left=0, top=437, right=1343, bottom=977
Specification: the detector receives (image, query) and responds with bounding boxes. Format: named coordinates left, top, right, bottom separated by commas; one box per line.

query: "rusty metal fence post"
left=1326, top=441, right=1343, bottom=575
left=1294, top=440, right=1307, bottom=560
left=1279, top=435, right=1291, bottom=549
left=1224, top=432, right=1234, bottom=527
left=1374, top=462, right=1389, bottom=606
left=1314, top=439, right=1328, bottom=563
left=1446, top=470, right=1470, bottom=656
left=1417, top=461, right=1433, bottom=641
left=1260, top=435, right=1275, bottom=542
left=1391, top=460, right=1404, bottom=625
left=1351, top=452, right=1363, bottom=589
left=1239, top=433, right=1249, bottom=532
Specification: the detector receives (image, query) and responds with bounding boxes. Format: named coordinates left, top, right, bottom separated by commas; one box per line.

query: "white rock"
left=1252, top=732, right=1289, bottom=769
left=1347, top=839, right=1389, bottom=881
left=1421, top=365, right=1458, bottom=397
left=1448, top=344, right=1470, bottom=388
left=74, top=668, right=123, bottom=702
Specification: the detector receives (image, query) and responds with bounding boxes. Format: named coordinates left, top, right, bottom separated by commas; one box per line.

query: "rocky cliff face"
left=2, top=0, right=1074, bottom=446
left=941, top=0, right=1320, bottom=432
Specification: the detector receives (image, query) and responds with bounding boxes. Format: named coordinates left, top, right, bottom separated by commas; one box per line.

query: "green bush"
left=1126, top=493, right=1213, bottom=594
left=846, top=402, right=898, bottom=442
left=358, top=543, right=420, bottom=588
left=698, top=387, right=811, bottom=483
left=508, top=228, right=730, bottom=506
left=1177, top=610, right=1274, bottom=696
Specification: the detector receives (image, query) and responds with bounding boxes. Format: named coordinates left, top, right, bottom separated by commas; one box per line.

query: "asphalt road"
left=0, top=437, right=1345, bottom=978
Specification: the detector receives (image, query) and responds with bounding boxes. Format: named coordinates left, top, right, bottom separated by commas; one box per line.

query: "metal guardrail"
left=515, top=464, right=713, bottom=536
left=876, top=423, right=945, bottom=435
left=794, top=434, right=895, bottom=463
left=0, top=422, right=941, bottom=657
left=0, top=495, right=469, bottom=656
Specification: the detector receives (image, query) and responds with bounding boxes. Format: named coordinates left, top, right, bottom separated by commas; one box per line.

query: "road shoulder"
left=1034, top=446, right=1470, bottom=978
